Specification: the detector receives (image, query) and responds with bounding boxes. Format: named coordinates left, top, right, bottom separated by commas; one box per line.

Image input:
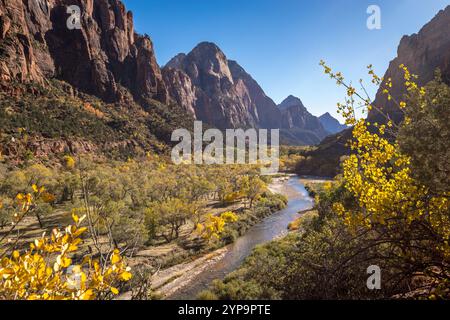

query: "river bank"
left=139, top=175, right=292, bottom=299
left=114, top=175, right=290, bottom=299
left=162, top=175, right=315, bottom=300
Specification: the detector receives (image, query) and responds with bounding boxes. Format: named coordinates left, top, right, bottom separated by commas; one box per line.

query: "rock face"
left=163, top=43, right=327, bottom=144
left=319, top=112, right=348, bottom=134
left=369, top=5, right=450, bottom=123
left=228, top=60, right=282, bottom=129
left=279, top=96, right=325, bottom=131
left=0, top=1, right=332, bottom=147
left=163, top=42, right=281, bottom=129
left=278, top=95, right=329, bottom=140
left=299, top=5, right=450, bottom=176
left=0, top=0, right=168, bottom=103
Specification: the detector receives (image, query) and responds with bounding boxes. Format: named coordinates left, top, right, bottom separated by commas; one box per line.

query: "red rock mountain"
left=0, top=0, right=196, bottom=162
left=277, top=95, right=330, bottom=144
left=299, top=5, right=450, bottom=177
left=369, top=5, right=450, bottom=123
left=0, top=0, right=168, bottom=103
left=163, top=42, right=328, bottom=144
left=279, top=95, right=326, bottom=133
left=163, top=42, right=281, bottom=130
left=0, top=0, right=331, bottom=151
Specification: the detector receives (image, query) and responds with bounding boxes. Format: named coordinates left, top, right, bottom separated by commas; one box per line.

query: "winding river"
left=169, top=176, right=314, bottom=300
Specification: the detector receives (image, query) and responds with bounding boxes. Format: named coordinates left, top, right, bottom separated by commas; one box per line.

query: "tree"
left=240, top=176, right=267, bottom=208
left=215, top=175, right=234, bottom=204
left=196, top=211, right=238, bottom=241
left=0, top=212, right=132, bottom=300
left=147, top=199, right=189, bottom=243
left=397, top=71, right=450, bottom=194
left=320, top=61, right=450, bottom=298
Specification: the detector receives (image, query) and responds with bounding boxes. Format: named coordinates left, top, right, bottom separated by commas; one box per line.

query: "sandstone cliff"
left=369, top=5, right=450, bottom=123
left=163, top=43, right=328, bottom=145
left=0, top=0, right=193, bottom=162
left=0, top=0, right=168, bottom=103
left=163, top=42, right=281, bottom=129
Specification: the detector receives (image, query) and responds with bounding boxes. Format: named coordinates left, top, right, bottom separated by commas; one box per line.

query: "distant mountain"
left=279, top=95, right=325, bottom=133
left=318, top=112, right=348, bottom=134
left=163, top=44, right=327, bottom=145
left=163, top=42, right=281, bottom=130
left=278, top=95, right=329, bottom=143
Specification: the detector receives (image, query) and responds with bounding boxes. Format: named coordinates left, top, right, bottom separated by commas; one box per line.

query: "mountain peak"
left=193, top=41, right=223, bottom=52
left=189, top=42, right=227, bottom=60
left=278, top=95, right=305, bottom=110
left=165, top=53, right=187, bottom=69
left=164, top=42, right=228, bottom=71
left=319, top=112, right=348, bottom=134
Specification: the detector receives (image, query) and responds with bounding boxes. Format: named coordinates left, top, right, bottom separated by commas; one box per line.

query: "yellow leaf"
left=56, top=255, right=72, bottom=268
left=72, top=265, right=82, bottom=273
left=111, top=250, right=121, bottom=264
left=120, top=271, right=132, bottom=281
left=73, top=227, right=87, bottom=237
left=110, top=287, right=119, bottom=295
left=80, top=289, right=94, bottom=300
left=32, top=184, right=38, bottom=193
left=12, top=250, right=20, bottom=260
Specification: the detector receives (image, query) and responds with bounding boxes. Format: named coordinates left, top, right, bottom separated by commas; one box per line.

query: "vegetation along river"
left=169, top=175, right=315, bottom=299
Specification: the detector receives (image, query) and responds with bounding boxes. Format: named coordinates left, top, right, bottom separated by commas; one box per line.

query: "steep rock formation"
left=369, top=5, right=450, bottom=123
left=0, top=0, right=168, bottom=103
left=298, top=5, right=450, bottom=177
left=163, top=42, right=328, bottom=145
left=228, top=60, right=281, bottom=129
left=163, top=42, right=280, bottom=129
left=162, top=66, right=197, bottom=117
left=319, top=112, right=348, bottom=134
left=278, top=95, right=329, bottom=140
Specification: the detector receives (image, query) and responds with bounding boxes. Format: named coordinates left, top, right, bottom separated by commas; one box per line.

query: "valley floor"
left=148, top=176, right=319, bottom=300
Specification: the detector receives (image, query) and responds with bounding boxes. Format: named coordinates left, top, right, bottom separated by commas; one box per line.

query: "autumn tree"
left=240, top=175, right=267, bottom=208
left=146, top=198, right=190, bottom=243
left=0, top=213, right=132, bottom=300
left=320, top=61, right=450, bottom=298
left=196, top=211, right=238, bottom=241
left=397, top=71, right=450, bottom=194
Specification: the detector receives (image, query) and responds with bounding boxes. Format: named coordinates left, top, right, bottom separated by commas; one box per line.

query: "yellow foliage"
left=321, top=61, right=450, bottom=257
left=63, top=156, right=76, bottom=170
left=83, top=103, right=105, bottom=119
left=0, top=209, right=132, bottom=300
left=197, top=211, right=238, bottom=241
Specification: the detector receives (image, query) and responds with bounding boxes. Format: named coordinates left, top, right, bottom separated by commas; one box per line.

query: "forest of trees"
left=0, top=153, right=287, bottom=299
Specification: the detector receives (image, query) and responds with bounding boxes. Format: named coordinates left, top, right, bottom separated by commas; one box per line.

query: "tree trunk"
left=35, top=212, right=44, bottom=228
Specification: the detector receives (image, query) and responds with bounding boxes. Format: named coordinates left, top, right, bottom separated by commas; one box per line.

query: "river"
left=168, top=175, right=314, bottom=300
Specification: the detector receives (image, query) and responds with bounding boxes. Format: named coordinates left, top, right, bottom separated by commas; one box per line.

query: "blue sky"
left=122, top=0, right=449, bottom=122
